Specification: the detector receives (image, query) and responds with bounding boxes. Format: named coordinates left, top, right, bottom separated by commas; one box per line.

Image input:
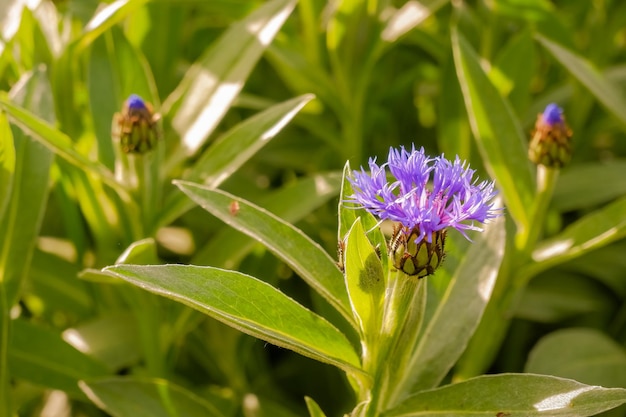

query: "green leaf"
left=175, top=180, right=354, bottom=326
left=344, top=218, right=385, bottom=338
left=537, top=35, right=626, bottom=128
left=526, top=328, right=626, bottom=388
left=159, top=94, right=314, bottom=226
left=0, top=92, right=126, bottom=197
left=9, top=319, right=109, bottom=398
left=88, top=27, right=158, bottom=169
left=163, top=0, right=297, bottom=159
left=79, top=0, right=151, bottom=50
left=339, top=162, right=388, bottom=273
left=80, top=377, right=226, bottom=417
left=384, top=374, right=626, bottom=417
left=103, top=264, right=362, bottom=374
left=305, top=396, right=328, bottom=417
left=452, top=29, right=534, bottom=228
left=552, top=160, right=626, bottom=212
left=391, top=213, right=506, bottom=400
left=192, top=172, right=342, bottom=269
left=0, top=111, right=15, bottom=223
left=63, top=312, right=141, bottom=372
left=531, top=196, right=626, bottom=270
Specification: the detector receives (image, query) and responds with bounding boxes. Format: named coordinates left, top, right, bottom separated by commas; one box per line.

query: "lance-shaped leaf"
left=389, top=212, right=505, bottom=402
left=159, top=94, right=314, bottom=226
left=79, top=0, right=150, bottom=50
left=103, top=264, right=362, bottom=374
left=537, top=35, right=626, bottom=128
left=531, top=196, right=626, bottom=272
left=344, top=218, right=385, bottom=338
left=383, top=374, right=626, bottom=417
left=175, top=180, right=354, bottom=326
left=339, top=162, right=388, bottom=272
left=452, top=29, right=534, bottom=229
left=9, top=319, right=109, bottom=398
left=305, top=397, right=329, bottom=417
left=0, top=111, right=15, bottom=226
left=80, top=377, right=226, bottom=417
left=163, top=0, right=296, bottom=158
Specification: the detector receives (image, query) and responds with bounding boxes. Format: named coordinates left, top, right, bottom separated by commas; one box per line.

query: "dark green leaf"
left=9, top=319, right=109, bottom=398
left=80, top=377, right=226, bottom=417
left=103, top=264, right=362, bottom=374
left=526, top=328, right=626, bottom=388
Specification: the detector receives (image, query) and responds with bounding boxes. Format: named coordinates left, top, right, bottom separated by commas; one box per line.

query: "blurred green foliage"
left=1, top=0, right=626, bottom=416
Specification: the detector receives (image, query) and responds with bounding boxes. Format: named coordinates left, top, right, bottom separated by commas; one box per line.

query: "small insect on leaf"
left=229, top=200, right=240, bottom=216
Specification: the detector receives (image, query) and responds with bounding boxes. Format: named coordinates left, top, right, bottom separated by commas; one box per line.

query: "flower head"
left=348, top=145, right=499, bottom=242
left=114, top=94, right=160, bottom=154
left=347, top=145, right=499, bottom=277
left=529, top=103, right=573, bottom=168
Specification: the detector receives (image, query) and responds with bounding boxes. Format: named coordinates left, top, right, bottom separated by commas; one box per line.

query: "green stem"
left=0, top=287, right=11, bottom=417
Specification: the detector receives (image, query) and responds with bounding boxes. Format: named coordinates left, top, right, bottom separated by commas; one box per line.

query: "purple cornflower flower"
left=348, top=145, right=499, bottom=243
left=347, top=145, right=499, bottom=277
left=542, top=103, right=563, bottom=125
left=127, top=94, right=148, bottom=111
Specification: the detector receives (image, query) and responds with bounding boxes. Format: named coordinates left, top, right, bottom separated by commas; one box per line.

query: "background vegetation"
left=1, top=0, right=626, bottom=416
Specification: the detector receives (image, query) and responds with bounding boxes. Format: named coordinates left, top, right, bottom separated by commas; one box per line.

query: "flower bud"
left=389, top=224, right=446, bottom=278
left=528, top=103, right=572, bottom=168
left=115, top=94, right=160, bottom=154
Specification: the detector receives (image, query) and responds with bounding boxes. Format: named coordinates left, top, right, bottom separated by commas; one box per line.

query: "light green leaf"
left=380, top=0, right=448, bottom=43
left=159, top=94, right=314, bottom=226
left=163, top=0, right=297, bottom=159
left=531, top=196, right=626, bottom=270
left=305, top=396, right=328, bottom=417
left=552, top=160, right=626, bottom=212
left=9, top=319, right=109, bottom=398
left=0, top=111, right=15, bottom=223
left=537, top=35, right=626, bottom=128
left=384, top=374, right=626, bottom=417
left=0, top=92, right=126, bottom=196
left=192, top=172, right=342, bottom=269
left=103, top=264, right=362, bottom=374
left=79, top=0, right=150, bottom=50
left=391, top=212, right=505, bottom=401
left=526, top=328, right=626, bottom=388
left=175, top=180, right=354, bottom=326
left=339, top=162, right=388, bottom=273
left=80, top=377, right=226, bottom=417
left=452, top=29, right=534, bottom=228
left=63, top=312, right=141, bottom=372
left=344, top=218, right=385, bottom=338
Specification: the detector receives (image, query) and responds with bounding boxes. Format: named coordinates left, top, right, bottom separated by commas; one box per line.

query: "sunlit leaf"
left=384, top=374, right=626, bottom=417
left=103, top=264, right=362, bottom=374
left=175, top=180, right=354, bottom=326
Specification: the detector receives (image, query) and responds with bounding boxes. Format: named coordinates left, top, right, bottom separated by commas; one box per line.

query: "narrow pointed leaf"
left=80, top=377, right=226, bottom=417
left=0, top=93, right=125, bottom=196
left=80, top=0, right=150, bottom=50
left=305, top=397, right=329, bottom=417
left=384, top=374, right=626, bottom=417
left=531, top=196, right=626, bottom=270
left=344, top=218, right=385, bottom=336
left=0, top=111, right=15, bottom=222
left=164, top=0, right=297, bottom=158
left=103, top=264, right=362, bottom=374
left=452, top=29, right=534, bottom=228
left=175, top=180, right=354, bottom=326
left=160, top=94, right=314, bottom=226
left=9, top=319, right=109, bottom=398
left=339, top=162, right=388, bottom=272
left=537, top=35, right=626, bottom=127
left=192, top=172, right=342, bottom=269
left=397, top=213, right=505, bottom=397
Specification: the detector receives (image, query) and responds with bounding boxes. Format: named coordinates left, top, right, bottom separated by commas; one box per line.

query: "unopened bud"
left=115, top=94, right=160, bottom=154
left=528, top=103, right=572, bottom=168
left=389, top=224, right=446, bottom=278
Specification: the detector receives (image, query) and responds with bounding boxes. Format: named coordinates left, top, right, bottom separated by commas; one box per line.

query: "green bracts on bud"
left=528, top=106, right=573, bottom=168
left=389, top=225, right=446, bottom=278
left=114, top=96, right=160, bottom=154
